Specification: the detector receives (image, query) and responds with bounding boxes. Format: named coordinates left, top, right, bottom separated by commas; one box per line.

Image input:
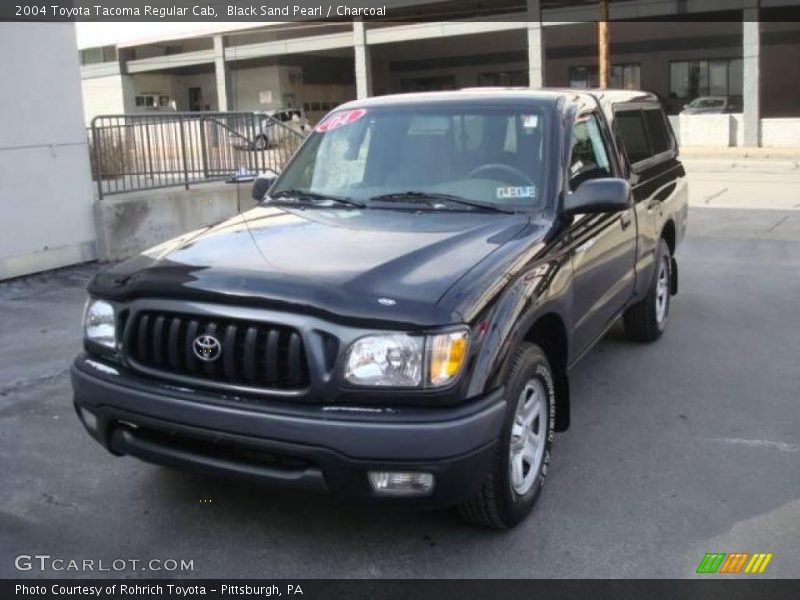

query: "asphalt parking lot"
left=1, top=158, right=799, bottom=579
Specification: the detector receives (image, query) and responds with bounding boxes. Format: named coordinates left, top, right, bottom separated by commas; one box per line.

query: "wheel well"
left=524, top=314, right=570, bottom=432
left=662, top=219, right=676, bottom=255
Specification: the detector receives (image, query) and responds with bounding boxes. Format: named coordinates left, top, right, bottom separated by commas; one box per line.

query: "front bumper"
left=71, top=355, right=506, bottom=507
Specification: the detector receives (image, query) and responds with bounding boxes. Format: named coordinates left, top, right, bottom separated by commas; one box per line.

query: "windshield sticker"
left=522, top=115, right=539, bottom=129
left=497, top=186, right=536, bottom=200
left=316, top=109, right=367, bottom=133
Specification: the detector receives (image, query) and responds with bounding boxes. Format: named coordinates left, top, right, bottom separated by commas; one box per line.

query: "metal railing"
left=88, top=112, right=307, bottom=199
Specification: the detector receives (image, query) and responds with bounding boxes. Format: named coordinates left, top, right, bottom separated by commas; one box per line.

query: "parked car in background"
left=680, top=96, right=731, bottom=114
left=252, top=108, right=310, bottom=150
left=72, top=89, right=688, bottom=529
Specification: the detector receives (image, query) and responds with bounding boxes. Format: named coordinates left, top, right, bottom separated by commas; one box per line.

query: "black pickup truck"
left=73, top=89, right=688, bottom=528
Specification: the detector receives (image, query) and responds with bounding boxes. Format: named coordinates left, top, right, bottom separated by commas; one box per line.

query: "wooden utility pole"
left=598, top=0, right=610, bottom=88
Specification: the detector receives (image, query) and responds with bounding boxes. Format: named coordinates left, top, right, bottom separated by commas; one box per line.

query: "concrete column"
left=742, top=8, right=760, bottom=146
left=213, top=35, right=231, bottom=112
left=527, top=1, right=544, bottom=88
left=353, top=18, right=372, bottom=99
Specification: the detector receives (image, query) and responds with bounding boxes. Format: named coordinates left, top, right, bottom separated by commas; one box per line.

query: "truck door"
left=568, top=112, right=637, bottom=358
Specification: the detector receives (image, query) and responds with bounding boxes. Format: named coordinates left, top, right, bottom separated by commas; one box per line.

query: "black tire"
left=254, top=134, right=269, bottom=151
left=624, top=237, right=672, bottom=343
left=458, top=342, right=555, bottom=529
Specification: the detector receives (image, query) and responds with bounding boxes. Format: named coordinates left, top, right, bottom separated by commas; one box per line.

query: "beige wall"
left=176, top=73, right=218, bottom=110
left=230, top=65, right=284, bottom=111
left=230, top=63, right=355, bottom=116
left=81, top=73, right=135, bottom=125
left=131, top=72, right=179, bottom=105
left=127, top=72, right=218, bottom=112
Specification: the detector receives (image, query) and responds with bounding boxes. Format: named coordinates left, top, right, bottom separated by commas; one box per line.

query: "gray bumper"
left=71, top=356, right=506, bottom=462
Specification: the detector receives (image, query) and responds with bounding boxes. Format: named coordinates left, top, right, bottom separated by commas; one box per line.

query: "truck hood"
left=90, top=205, right=531, bottom=328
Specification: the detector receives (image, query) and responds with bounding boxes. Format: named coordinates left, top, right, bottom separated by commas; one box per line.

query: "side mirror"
left=251, top=173, right=277, bottom=201
left=563, top=178, right=630, bottom=216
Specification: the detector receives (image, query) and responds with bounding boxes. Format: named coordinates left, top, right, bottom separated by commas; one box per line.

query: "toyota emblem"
left=193, top=334, right=222, bottom=362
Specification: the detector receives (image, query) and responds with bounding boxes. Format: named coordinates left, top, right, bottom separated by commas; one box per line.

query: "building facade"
left=79, top=1, right=800, bottom=147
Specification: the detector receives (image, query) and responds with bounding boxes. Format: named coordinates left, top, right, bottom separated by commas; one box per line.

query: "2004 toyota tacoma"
left=73, top=89, right=688, bottom=528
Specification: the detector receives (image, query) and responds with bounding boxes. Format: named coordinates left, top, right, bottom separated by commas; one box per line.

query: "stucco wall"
left=81, top=73, right=136, bottom=125
left=0, top=23, right=96, bottom=280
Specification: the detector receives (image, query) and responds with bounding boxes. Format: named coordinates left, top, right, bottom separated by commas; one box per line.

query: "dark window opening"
left=615, top=111, right=651, bottom=165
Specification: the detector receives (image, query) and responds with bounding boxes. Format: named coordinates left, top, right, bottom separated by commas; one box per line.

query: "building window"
left=135, top=95, right=155, bottom=108
left=568, top=63, right=641, bottom=90
left=135, top=94, right=170, bottom=110
left=477, top=70, right=529, bottom=87
left=79, top=45, right=117, bottom=65
left=669, top=59, right=743, bottom=111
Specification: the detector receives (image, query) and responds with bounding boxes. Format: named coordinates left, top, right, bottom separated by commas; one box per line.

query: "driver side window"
left=569, top=114, right=612, bottom=191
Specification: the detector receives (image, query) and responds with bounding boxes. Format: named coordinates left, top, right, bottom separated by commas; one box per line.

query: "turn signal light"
left=427, top=330, right=469, bottom=387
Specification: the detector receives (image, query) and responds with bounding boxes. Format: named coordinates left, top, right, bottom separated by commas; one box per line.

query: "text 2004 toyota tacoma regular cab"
left=73, top=90, right=687, bottom=528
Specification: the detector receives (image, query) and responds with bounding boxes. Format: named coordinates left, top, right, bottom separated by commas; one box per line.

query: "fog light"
left=368, top=471, right=435, bottom=496
left=78, top=407, right=98, bottom=432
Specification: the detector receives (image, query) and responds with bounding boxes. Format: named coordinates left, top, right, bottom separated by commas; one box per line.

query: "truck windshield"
left=271, top=105, right=548, bottom=210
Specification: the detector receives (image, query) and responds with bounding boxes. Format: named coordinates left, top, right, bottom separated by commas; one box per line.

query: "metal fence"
left=88, top=112, right=307, bottom=199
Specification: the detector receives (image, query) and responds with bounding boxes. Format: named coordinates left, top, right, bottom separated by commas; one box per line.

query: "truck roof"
left=338, top=88, right=660, bottom=112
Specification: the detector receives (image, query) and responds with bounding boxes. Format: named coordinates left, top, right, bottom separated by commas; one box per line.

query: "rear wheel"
left=458, top=342, right=554, bottom=529
left=624, top=237, right=672, bottom=342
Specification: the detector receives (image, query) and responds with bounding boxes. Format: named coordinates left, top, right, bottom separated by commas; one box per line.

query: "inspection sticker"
left=497, top=186, right=536, bottom=199
left=522, top=114, right=539, bottom=129
left=316, top=109, right=367, bottom=132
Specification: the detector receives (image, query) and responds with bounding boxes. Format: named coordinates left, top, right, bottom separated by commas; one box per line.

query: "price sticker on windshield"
left=316, top=109, right=367, bottom=132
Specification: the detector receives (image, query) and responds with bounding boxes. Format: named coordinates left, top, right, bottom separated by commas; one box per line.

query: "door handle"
left=620, top=211, right=632, bottom=230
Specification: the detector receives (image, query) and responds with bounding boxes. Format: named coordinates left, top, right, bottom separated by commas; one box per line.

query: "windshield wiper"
left=269, top=189, right=365, bottom=208
left=369, top=191, right=514, bottom=214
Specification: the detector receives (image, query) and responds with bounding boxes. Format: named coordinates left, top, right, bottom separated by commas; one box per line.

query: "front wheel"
left=458, top=342, right=555, bottom=529
left=624, top=238, right=672, bottom=342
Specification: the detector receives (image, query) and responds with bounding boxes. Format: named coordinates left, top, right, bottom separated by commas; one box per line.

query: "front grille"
left=124, top=310, right=310, bottom=390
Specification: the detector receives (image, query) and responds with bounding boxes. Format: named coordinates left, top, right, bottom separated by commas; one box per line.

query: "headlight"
left=344, top=334, right=423, bottom=387
left=83, top=299, right=116, bottom=349
left=343, top=329, right=469, bottom=389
